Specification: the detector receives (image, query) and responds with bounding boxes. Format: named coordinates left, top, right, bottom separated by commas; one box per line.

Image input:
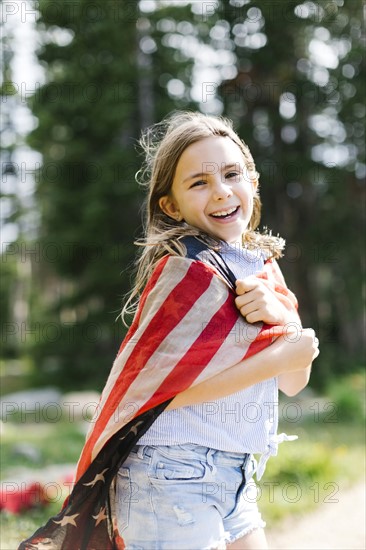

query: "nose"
left=212, top=178, right=233, bottom=200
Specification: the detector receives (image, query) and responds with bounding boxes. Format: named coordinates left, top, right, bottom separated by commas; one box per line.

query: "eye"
left=225, top=171, right=240, bottom=180
left=190, top=180, right=207, bottom=188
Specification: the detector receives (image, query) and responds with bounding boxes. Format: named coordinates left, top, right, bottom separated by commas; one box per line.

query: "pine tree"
left=26, top=0, right=196, bottom=389
left=211, top=0, right=365, bottom=384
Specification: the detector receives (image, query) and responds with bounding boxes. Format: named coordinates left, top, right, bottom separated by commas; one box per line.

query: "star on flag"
left=92, top=506, right=108, bottom=526
left=53, top=513, right=79, bottom=527
left=83, top=468, right=109, bottom=487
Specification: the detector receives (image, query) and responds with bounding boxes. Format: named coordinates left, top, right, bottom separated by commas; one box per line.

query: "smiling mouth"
left=210, top=206, right=240, bottom=219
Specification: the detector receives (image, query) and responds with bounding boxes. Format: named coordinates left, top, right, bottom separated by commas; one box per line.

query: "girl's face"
left=159, top=136, right=257, bottom=243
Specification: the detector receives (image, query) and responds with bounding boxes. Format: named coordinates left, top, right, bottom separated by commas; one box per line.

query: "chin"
left=222, top=233, right=244, bottom=244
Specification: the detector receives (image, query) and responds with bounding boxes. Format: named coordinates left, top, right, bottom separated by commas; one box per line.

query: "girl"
left=19, top=112, right=318, bottom=550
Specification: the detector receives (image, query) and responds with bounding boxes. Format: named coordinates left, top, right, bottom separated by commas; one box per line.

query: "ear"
left=159, top=195, right=183, bottom=221
left=251, top=178, right=259, bottom=194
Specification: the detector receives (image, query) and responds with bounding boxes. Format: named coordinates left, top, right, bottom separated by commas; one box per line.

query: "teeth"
left=211, top=206, right=238, bottom=218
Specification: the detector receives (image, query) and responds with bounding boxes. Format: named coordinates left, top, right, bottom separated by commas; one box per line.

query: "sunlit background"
left=0, top=0, right=365, bottom=547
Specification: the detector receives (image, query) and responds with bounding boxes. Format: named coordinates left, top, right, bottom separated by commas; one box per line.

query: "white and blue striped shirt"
left=139, top=242, right=294, bottom=477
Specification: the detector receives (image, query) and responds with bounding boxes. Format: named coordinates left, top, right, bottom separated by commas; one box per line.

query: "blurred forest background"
left=1, top=0, right=365, bottom=394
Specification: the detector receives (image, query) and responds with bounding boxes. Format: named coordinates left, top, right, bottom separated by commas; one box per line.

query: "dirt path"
left=266, top=478, right=365, bottom=550
left=1, top=469, right=364, bottom=549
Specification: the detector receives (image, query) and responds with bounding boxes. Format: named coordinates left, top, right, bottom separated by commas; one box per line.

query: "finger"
left=235, top=276, right=260, bottom=295
left=245, top=310, right=262, bottom=324
left=235, top=294, right=256, bottom=310
left=237, top=303, right=259, bottom=320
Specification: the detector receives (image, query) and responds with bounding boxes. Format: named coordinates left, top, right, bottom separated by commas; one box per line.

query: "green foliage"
left=1, top=412, right=364, bottom=540
left=0, top=257, right=18, bottom=357
left=258, top=420, right=364, bottom=524
left=4, top=0, right=364, bottom=390
left=258, top=371, right=365, bottom=522
left=0, top=416, right=85, bottom=546
left=0, top=359, right=34, bottom=397
left=1, top=418, right=85, bottom=472
left=1, top=502, right=62, bottom=549
left=213, top=0, right=365, bottom=387
left=326, top=371, right=365, bottom=422
left=21, top=0, right=198, bottom=390
left=264, top=441, right=338, bottom=486
left=0, top=418, right=85, bottom=548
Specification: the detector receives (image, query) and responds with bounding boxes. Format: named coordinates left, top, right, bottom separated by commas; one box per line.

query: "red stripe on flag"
left=243, top=323, right=279, bottom=359
left=77, top=261, right=215, bottom=476
left=116, top=255, right=170, bottom=357
left=139, top=291, right=239, bottom=414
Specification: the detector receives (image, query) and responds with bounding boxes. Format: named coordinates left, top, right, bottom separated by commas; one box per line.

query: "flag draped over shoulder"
left=19, top=239, right=299, bottom=550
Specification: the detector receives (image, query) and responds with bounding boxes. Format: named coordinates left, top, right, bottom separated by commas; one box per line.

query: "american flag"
left=19, top=237, right=299, bottom=550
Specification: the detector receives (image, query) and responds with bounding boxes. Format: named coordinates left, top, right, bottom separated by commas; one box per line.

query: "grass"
left=1, top=419, right=86, bottom=472
left=1, top=416, right=86, bottom=549
left=1, top=502, right=62, bottom=550
left=257, top=420, right=365, bottom=526
left=1, top=372, right=365, bottom=547
left=257, top=372, right=366, bottom=526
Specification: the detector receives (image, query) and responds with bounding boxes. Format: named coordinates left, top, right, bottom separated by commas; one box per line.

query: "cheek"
left=181, top=196, right=203, bottom=215
left=243, top=190, right=254, bottom=207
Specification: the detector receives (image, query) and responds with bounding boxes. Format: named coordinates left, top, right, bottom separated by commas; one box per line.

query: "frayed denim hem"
left=226, top=520, right=267, bottom=545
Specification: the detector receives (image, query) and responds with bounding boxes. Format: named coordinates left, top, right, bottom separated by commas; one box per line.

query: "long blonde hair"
left=122, top=111, right=284, bottom=323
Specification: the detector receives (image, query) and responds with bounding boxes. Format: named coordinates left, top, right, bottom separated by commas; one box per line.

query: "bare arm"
left=278, top=366, right=312, bottom=396
left=167, top=330, right=319, bottom=410
left=235, top=277, right=313, bottom=396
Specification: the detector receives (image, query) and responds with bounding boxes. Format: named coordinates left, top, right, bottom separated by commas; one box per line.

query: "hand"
left=235, top=276, right=292, bottom=325
left=272, top=328, right=320, bottom=374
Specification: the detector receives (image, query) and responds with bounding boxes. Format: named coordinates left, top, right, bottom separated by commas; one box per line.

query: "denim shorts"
left=115, top=443, right=265, bottom=549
